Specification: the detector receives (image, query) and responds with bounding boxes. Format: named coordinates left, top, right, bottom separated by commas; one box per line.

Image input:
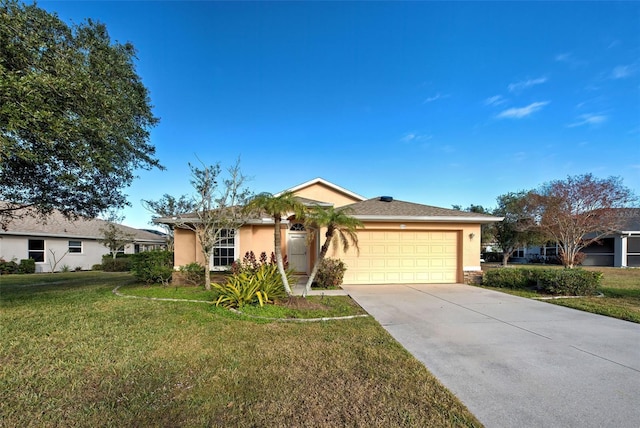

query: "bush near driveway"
left=0, top=272, right=481, bottom=427
left=482, top=265, right=640, bottom=323
left=483, top=267, right=601, bottom=296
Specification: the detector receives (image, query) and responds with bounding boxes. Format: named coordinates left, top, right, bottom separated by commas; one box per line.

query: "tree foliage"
left=99, top=211, right=135, bottom=259
left=172, top=159, right=252, bottom=290
left=452, top=204, right=495, bottom=244
left=526, top=174, right=636, bottom=268
left=0, top=1, right=161, bottom=228
left=142, top=194, right=195, bottom=251
left=492, top=191, right=545, bottom=266
left=244, top=191, right=306, bottom=296
left=302, top=206, right=362, bottom=295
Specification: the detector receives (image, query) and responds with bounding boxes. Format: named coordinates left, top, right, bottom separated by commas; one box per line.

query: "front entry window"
left=289, top=223, right=306, bottom=231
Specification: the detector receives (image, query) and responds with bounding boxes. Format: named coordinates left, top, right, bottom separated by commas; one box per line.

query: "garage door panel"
left=342, top=230, right=458, bottom=284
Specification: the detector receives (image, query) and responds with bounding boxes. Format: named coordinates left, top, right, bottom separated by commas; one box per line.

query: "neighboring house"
left=156, top=178, right=502, bottom=285
left=0, top=210, right=166, bottom=272
left=513, top=208, right=640, bottom=268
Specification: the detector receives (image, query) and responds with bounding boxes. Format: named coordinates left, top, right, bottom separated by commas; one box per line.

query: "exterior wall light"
left=469, top=233, right=475, bottom=240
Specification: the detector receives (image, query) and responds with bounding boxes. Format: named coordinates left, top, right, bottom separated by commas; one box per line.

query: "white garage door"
left=340, top=230, right=458, bottom=284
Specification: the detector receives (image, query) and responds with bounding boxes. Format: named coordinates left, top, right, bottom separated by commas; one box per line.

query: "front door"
left=288, top=233, right=308, bottom=273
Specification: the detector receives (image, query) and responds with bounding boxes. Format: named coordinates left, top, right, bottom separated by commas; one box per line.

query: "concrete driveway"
left=342, top=283, right=640, bottom=428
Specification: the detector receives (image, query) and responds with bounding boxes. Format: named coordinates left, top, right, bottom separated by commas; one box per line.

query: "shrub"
left=178, top=262, right=206, bottom=286
left=314, top=258, right=347, bottom=288
left=0, top=258, right=19, bottom=275
left=130, top=251, right=174, bottom=285
left=18, top=259, right=36, bottom=274
left=482, top=268, right=534, bottom=289
left=535, top=269, right=601, bottom=296
left=212, top=263, right=292, bottom=308
left=101, top=258, right=132, bottom=272
left=91, top=264, right=104, bottom=271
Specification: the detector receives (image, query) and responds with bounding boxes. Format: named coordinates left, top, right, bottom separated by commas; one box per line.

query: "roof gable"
left=278, top=178, right=366, bottom=208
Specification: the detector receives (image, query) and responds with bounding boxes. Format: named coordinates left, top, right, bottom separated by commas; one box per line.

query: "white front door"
left=288, top=233, right=308, bottom=273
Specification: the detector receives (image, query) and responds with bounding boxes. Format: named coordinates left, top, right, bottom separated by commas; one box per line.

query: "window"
left=289, top=223, right=306, bottom=231
left=212, top=229, right=235, bottom=267
left=68, top=240, right=82, bottom=253
left=28, top=239, right=45, bottom=262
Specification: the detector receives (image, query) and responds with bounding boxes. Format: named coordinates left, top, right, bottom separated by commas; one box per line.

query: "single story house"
left=0, top=210, right=166, bottom=272
left=158, top=178, right=502, bottom=285
left=512, top=208, right=640, bottom=267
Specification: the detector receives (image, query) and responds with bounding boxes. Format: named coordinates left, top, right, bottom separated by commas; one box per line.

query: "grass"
left=1, top=272, right=481, bottom=427
left=481, top=264, right=640, bottom=323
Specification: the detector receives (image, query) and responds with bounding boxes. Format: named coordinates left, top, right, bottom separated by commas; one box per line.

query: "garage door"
left=340, top=230, right=458, bottom=284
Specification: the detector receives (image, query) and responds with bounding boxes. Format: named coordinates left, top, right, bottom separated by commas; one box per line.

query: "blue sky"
left=40, top=1, right=640, bottom=229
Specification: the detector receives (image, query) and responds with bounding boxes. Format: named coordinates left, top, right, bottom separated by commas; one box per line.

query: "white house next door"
left=288, top=233, right=308, bottom=273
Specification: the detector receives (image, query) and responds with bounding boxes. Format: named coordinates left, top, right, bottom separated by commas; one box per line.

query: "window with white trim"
left=212, top=229, right=235, bottom=267
left=68, top=240, right=82, bottom=253
left=28, top=239, right=45, bottom=262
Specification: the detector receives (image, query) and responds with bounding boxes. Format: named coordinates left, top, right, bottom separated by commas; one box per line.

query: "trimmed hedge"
left=535, top=269, right=602, bottom=296
left=482, top=268, right=533, bottom=289
left=130, top=251, right=174, bottom=285
left=0, top=258, right=36, bottom=274
left=101, top=257, right=132, bottom=272
left=18, top=259, right=36, bottom=274
left=483, top=267, right=602, bottom=296
left=0, top=259, right=19, bottom=274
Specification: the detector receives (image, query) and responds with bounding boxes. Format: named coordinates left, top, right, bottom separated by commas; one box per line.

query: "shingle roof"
left=616, top=208, right=640, bottom=232
left=343, top=197, right=503, bottom=223
left=0, top=210, right=165, bottom=243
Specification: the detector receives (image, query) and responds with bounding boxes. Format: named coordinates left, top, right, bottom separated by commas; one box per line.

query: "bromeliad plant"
left=212, top=263, right=294, bottom=308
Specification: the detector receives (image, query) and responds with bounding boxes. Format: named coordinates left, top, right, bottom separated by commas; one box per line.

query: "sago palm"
left=244, top=191, right=305, bottom=296
left=303, top=206, right=363, bottom=295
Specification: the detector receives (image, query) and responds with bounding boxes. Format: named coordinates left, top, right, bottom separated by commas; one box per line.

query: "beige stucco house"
left=162, top=178, right=502, bottom=285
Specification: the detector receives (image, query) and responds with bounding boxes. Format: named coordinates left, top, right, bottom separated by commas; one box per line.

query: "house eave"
left=0, top=231, right=101, bottom=240
left=353, top=215, right=504, bottom=224
left=0, top=230, right=165, bottom=244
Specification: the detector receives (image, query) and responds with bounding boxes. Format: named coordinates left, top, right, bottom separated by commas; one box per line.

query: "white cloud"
left=484, top=95, right=507, bottom=106
left=508, top=77, right=547, bottom=93
left=423, top=93, right=450, bottom=103
left=496, top=101, right=549, bottom=119
left=568, top=113, right=607, bottom=128
left=611, top=65, right=634, bottom=79
left=400, top=133, right=432, bottom=143
left=554, top=52, right=586, bottom=67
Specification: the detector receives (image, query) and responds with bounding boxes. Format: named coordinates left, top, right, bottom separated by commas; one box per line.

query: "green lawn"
left=481, top=265, right=640, bottom=323
left=0, top=272, right=481, bottom=427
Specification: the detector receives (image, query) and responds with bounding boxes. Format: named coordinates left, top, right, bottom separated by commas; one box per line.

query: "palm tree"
left=303, top=206, right=363, bottom=295
left=245, top=191, right=306, bottom=296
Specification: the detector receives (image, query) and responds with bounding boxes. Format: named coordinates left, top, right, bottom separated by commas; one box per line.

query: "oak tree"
left=0, top=1, right=161, bottom=228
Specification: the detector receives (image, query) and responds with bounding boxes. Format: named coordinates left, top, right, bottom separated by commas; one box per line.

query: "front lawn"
left=481, top=265, right=640, bottom=323
left=0, top=272, right=481, bottom=427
